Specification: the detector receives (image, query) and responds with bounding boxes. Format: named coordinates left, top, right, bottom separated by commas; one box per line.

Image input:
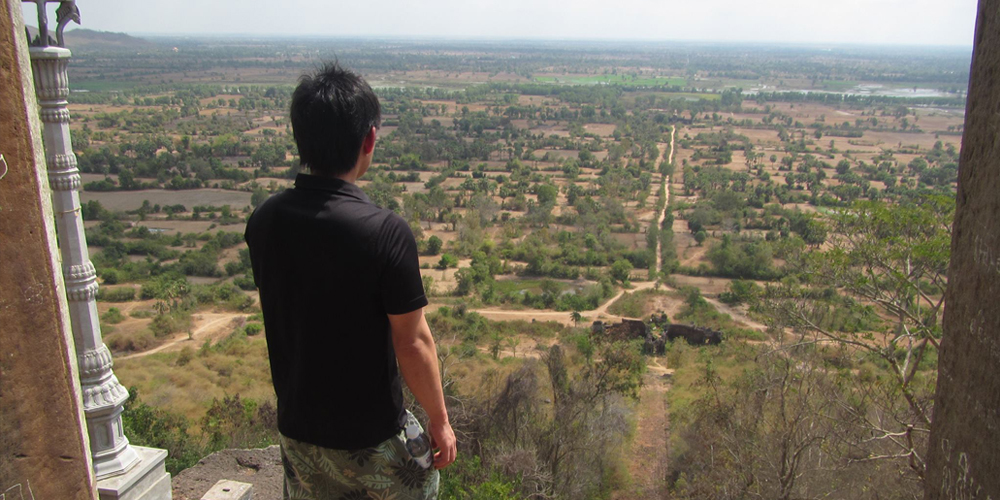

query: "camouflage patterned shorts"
left=279, top=412, right=439, bottom=500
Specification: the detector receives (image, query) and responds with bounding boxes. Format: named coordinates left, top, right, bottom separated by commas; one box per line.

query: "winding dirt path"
left=119, top=312, right=248, bottom=360
left=472, top=280, right=658, bottom=326
left=703, top=296, right=768, bottom=332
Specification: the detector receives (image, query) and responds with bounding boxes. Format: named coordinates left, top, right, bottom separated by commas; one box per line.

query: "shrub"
left=610, top=259, right=633, bottom=284
left=719, top=279, right=761, bottom=305
left=101, top=268, right=121, bottom=285
left=140, top=274, right=189, bottom=300
left=233, top=275, right=256, bottom=291
left=121, top=387, right=203, bottom=475
left=176, top=347, right=194, bottom=366
left=98, top=287, right=136, bottom=302
left=437, top=253, right=459, bottom=270
left=425, top=235, right=443, bottom=255
left=101, top=307, right=126, bottom=324
left=105, top=330, right=155, bottom=353
left=149, top=310, right=192, bottom=338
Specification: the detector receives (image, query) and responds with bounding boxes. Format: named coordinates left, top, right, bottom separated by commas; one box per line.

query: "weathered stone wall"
left=665, top=324, right=722, bottom=346
left=0, top=1, right=97, bottom=498
left=925, top=1, right=1000, bottom=498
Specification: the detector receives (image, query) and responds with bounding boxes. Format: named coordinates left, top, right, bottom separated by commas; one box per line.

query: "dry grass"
left=115, top=333, right=275, bottom=426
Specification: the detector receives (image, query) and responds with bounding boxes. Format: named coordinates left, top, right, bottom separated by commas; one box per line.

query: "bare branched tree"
left=754, top=196, right=953, bottom=484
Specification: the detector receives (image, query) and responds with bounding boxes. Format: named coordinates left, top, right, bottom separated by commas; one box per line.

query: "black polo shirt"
left=244, top=173, right=427, bottom=450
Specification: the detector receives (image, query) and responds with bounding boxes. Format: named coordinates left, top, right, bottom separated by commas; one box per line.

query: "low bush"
left=98, top=287, right=136, bottom=302
left=101, top=307, right=126, bottom=324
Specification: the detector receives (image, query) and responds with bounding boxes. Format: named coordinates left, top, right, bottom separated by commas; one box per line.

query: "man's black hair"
left=290, top=62, right=381, bottom=175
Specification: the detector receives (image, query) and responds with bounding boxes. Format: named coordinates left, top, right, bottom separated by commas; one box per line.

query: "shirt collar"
left=294, top=173, right=371, bottom=203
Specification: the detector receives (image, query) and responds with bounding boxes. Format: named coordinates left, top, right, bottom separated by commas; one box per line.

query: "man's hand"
left=428, top=420, right=456, bottom=469
left=389, top=308, right=457, bottom=469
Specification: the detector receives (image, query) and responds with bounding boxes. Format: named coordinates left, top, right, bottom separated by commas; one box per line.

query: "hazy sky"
left=25, top=0, right=978, bottom=46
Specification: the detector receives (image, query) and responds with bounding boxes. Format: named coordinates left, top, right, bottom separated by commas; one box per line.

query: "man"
left=244, top=62, right=455, bottom=500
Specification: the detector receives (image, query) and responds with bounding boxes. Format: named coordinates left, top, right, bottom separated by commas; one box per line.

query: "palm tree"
left=570, top=311, right=583, bottom=328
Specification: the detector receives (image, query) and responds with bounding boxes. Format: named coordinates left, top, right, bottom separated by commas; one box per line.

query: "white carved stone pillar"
left=29, top=44, right=142, bottom=480
left=23, top=3, right=171, bottom=498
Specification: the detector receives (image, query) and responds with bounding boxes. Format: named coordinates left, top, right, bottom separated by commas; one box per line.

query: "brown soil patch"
left=669, top=274, right=731, bottom=296
left=584, top=123, right=617, bottom=136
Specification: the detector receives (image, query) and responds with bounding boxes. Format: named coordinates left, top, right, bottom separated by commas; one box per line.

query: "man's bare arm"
left=388, top=308, right=456, bottom=469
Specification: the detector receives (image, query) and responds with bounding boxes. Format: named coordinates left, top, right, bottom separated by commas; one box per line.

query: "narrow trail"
left=119, top=312, right=247, bottom=361
left=613, top=126, right=677, bottom=500
left=654, top=126, right=676, bottom=275
left=703, top=296, right=768, bottom=332
left=615, top=356, right=672, bottom=500
left=472, top=280, right=657, bottom=326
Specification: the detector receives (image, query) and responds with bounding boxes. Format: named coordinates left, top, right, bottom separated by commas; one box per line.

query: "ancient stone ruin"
left=592, top=315, right=723, bottom=355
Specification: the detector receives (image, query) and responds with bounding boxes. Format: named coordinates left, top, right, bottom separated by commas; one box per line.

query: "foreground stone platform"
left=98, top=446, right=171, bottom=500
left=172, top=447, right=281, bottom=500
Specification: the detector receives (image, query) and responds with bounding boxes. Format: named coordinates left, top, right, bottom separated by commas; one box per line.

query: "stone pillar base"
left=98, top=447, right=172, bottom=500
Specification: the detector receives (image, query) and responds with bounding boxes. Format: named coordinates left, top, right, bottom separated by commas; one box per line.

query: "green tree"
left=425, top=235, right=443, bottom=255
left=250, top=187, right=269, bottom=208
left=801, top=219, right=827, bottom=247
left=437, top=253, right=459, bottom=270
left=694, top=230, right=707, bottom=246
left=836, top=159, right=851, bottom=175
left=610, top=259, right=633, bottom=284
left=535, top=184, right=559, bottom=205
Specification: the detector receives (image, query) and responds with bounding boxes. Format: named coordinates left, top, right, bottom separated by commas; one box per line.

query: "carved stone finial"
left=22, top=1, right=80, bottom=48
left=55, top=1, right=80, bottom=47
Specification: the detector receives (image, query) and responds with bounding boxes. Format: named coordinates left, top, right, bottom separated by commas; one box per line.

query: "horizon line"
left=63, top=28, right=974, bottom=50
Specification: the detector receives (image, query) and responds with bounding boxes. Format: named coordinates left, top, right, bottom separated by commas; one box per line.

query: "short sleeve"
left=378, top=214, right=428, bottom=315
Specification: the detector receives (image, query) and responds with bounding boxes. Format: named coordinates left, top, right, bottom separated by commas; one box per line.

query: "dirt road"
left=119, top=312, right=248, bottom=360
left=472, top=279, right=658, bottom=326
left=655, top=126, right=676, bottom=275
left=703, top=296, right=768, bottom=332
